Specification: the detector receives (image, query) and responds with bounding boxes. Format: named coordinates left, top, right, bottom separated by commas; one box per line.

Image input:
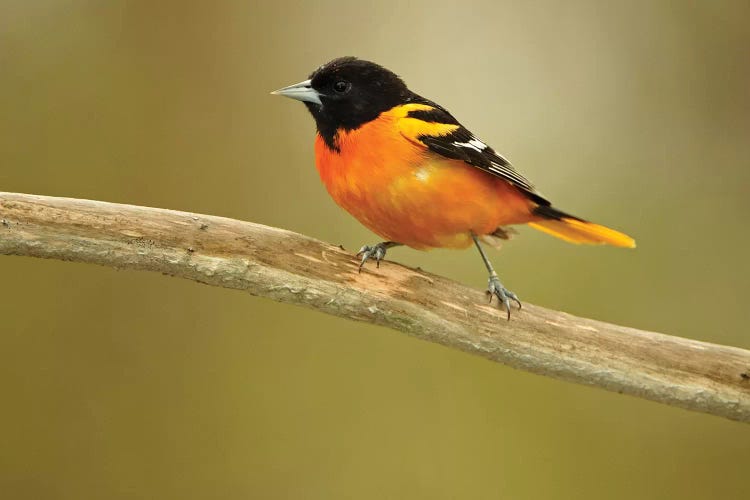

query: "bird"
left=272, top=57, right=634, bottom=319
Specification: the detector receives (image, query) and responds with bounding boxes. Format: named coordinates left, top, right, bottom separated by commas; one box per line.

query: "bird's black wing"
left=405, top=98, right=550, bottom=205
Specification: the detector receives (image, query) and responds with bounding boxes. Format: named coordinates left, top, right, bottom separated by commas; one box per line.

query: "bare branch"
left=1, top=192, right=749, bottom=422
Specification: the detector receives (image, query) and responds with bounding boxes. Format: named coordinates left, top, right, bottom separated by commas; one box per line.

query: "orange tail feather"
left=528, top=206, right=635, bottom=248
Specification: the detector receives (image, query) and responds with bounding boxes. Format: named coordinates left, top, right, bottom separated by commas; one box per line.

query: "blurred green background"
left=1, top=1, right=749, bottom=499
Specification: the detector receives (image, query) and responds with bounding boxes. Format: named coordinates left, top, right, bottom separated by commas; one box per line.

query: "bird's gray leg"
left=471, top=232, right=522, bottom=320
left=356, top=241, right=401, bottom=272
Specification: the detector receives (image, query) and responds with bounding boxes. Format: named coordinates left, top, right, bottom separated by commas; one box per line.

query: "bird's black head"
left=306, top=57, right=410, bottom=129
left=272, top=57, right=411, bottom=149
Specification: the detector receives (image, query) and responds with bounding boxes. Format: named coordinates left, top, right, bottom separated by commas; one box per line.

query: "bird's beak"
left=270, top=79, right=322, bottom=105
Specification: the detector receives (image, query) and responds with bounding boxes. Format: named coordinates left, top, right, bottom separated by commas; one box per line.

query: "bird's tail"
left=528, top=206, right=635, bottom=248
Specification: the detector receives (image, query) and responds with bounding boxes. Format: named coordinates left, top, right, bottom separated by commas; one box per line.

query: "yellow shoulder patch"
left=387, top=104, right=460, bottom=145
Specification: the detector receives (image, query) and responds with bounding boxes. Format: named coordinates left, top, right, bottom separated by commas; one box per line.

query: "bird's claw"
left=357, top=243, right=388, bottom=272
left=487, top=275, right=522, bottom=320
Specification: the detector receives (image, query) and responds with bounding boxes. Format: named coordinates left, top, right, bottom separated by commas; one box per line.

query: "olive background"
left=1, top=1, right=749, bottom=499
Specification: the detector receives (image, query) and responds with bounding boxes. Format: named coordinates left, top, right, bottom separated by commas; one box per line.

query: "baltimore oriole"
left=273, top=57, right=634, bottom=318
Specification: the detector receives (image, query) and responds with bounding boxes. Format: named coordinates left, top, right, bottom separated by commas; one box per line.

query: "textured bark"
left=1, top=192, right=749, bottom=422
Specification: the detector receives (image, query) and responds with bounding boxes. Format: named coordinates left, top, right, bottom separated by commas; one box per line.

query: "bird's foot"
left=356, top=242, right=391, bottom=272
left=487, top=274, right=522, bottom=320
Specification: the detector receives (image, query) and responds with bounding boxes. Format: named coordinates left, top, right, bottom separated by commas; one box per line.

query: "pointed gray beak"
left=271, top=79, right=322, bottom=105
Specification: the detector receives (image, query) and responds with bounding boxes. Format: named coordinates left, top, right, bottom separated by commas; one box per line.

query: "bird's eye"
left=333, top=80, right=351, bottom=93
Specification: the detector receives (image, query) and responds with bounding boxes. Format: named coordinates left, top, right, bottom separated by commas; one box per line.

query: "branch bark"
left=1, top=192, right=749, bottom=422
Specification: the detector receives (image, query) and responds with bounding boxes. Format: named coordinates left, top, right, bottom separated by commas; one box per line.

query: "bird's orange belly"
left=314, top=131, right=534, bottom=250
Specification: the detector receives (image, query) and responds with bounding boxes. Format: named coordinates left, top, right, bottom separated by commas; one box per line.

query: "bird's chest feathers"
left=314, top=116, right=429, bottom=217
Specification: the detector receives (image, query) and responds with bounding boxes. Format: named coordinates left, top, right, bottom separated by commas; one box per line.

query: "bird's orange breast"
left=314, top=106, right=535, bottom=249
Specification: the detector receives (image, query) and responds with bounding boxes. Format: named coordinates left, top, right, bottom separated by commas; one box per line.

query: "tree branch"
left=1, top=192, right=749, bottom=422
